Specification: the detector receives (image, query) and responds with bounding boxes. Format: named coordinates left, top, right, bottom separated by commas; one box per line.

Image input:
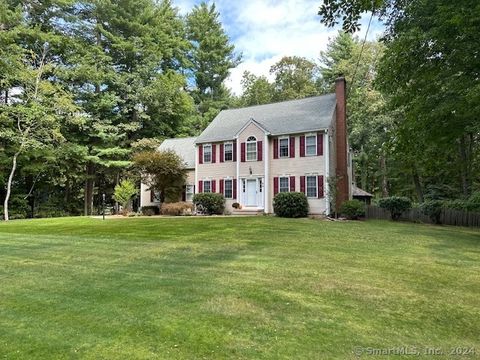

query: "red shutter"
left=289, top=136, right=295, bottom=158
left=273, top=138, right=279, bottom=159
left=198, top=180, right=203, bottom=193
left=300, top=176, right=306, bottom=194
left=233, top=179, right=237, bottom=199
left=220, top=144, right=224, bottom=163
left=199, top=145, right=203, bottom=164
left=220, top=179, right=224, bottom=195
left=300, top=136, right=305, bottom=157
left=257, top=141, right=263, bottom=161
left=150, top=190, right=154, bottom=202
left=241, top=142, right=246, bottom=162
left=318, top=175, right=324, bottom=198
left=233, top=140, right=237, bottom=161
left=290, top=176, right=295, bottom=192
left=181, top=187, right=186, bottom=201
left=317, top=133, right=323, bottom=156
left=212, top=179, right=216, bottom=193
left=212, top=144, right=216, bottom=163
left=273, top=177, right=279, bottom=195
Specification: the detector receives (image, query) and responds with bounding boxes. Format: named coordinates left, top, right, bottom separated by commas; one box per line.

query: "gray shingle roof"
left=158, top=137, right=197, bottom=169
left=195, top=93, right=337, bottom=144
left=352, top=185, right=373, bottom=197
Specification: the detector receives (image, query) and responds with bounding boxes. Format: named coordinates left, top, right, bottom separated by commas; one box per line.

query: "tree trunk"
left=412, top=167, right=424, bottom=203
left=459, top=135, right=470, bottom=197
left=380, top=154, right=389, bottom=197
left=84, top=162, right=95, bottom=216
left=4, top=152, right=19, bottom=221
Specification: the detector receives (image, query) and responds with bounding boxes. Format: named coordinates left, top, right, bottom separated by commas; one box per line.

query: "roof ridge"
left=222, top=93, right=336, bottom=112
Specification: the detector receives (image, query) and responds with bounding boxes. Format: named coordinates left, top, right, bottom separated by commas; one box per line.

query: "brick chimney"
left=335, top=77, right=349, bottom=209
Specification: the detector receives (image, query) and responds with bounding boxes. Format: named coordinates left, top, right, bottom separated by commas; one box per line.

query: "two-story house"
left=140, top=77, right=352, bottom=215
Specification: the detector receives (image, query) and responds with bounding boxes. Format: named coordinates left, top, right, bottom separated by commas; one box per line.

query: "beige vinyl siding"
left=238, top=122, right=265, bottom=177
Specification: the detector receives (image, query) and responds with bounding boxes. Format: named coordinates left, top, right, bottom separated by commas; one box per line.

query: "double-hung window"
left=203, top=180, right=211, bottom=193
left=203, top=144, right=212, bottom=163
left=306, top=176, right=318, bottom=198
left=279, top=177, right=289, bottom=193
left=186, top=185, right=194, bottom=201
left=224, top=143, right=233, bottom=161
left=305, top=135, right=317, bottom=156
left=246, top=136, right=257, bottom=161
left=224, top=179, right=233, bottom=199
left=279, top=138, right=289, bottom=158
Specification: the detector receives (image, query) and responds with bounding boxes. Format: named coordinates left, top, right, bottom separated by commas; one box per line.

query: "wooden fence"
left=365, top=205, right=480, bottom=228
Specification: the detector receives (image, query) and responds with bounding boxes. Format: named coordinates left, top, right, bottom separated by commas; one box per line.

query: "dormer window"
left=203, top=144, right=212, bottom=163
left=246, top=136, right=257, bottom=161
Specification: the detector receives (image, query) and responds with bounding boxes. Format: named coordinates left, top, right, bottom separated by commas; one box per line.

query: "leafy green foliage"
left=273, top=192, right=309, bottom=218
left=133, top=150, right=187, bottom=204
left=193, top=193, right=225, bottom=215
left=339, top=199, right=365, bottom=219
left=113, top=180, right=137, bottom=214
left=421, top=200, right=444, bottom=225
left=378, top=196, right=412, bottom=220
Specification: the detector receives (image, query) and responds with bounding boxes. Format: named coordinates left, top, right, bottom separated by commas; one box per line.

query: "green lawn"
left=0, top=217, right=479, bottom=359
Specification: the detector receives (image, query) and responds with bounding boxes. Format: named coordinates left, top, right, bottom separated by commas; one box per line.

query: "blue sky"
left=174, top=0, right=385, bottom=95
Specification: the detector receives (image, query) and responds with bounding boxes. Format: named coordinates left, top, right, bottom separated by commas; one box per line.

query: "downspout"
left=264, top=133, right=269, bottom=213
left=324, top=131, right=330, bottom=215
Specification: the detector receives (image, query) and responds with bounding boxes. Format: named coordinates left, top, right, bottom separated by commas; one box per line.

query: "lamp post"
left=102, top=193, right=106, bottom=220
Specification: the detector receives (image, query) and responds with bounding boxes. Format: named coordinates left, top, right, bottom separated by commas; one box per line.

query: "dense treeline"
left=0, top=0, right=239, bottom=218
left=1, top=0, right=478, bottom=219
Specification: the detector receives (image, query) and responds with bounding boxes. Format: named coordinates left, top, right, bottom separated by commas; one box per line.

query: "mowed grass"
left=0, top=217, right=479, bottom=359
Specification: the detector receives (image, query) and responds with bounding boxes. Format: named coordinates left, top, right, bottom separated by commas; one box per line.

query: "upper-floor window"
left=246, top=136, right=257, bottom=161
left=224, top=142, right=233, bottom=161
left=203, top=180, right=212, bottom=193
left=224, top=179, right=233, bottom=199
left=306, top=135, right=317, bottom=156
left=279, top=176, right=289, bottom=193
left=279, top=137, right=289, bottom=158
left=203, top=144, right=212, bottom=163
left=306, top=175, right=318, bottom=197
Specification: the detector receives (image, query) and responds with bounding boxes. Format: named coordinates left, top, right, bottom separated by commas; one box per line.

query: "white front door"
left=246, top=179, right=257, bottom=206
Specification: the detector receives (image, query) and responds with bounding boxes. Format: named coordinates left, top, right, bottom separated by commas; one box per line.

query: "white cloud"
left=174, top=0, right=384, bottom=95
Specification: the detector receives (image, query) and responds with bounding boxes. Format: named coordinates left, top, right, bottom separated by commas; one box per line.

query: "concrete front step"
left=231, top=207, right=264, bottom=216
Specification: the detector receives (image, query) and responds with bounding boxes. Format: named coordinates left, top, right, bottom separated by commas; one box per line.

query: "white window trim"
left=186, top=185, right=195, bottom=201
left=305, top=134, right=317, bottom=157
left=306, top=175, right=318, bottom=198
left=279, top=176, right=290, bottom=193
left=246, top=136, right=257, bottom=162
left=203, top=144, right=212, bottom=163
left=279, top=137, right=290, bottom=158
left=224, top=142, right=233, bottom=162
left=224, top=179, right=233, bottom=199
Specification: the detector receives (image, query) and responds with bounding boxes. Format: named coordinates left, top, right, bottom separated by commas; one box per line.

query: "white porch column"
left=194, top=144, right=198, bottom=195
left=264, top=133, right=270, bottom=213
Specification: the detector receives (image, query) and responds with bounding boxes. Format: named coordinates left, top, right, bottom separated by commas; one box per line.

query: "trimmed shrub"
left=193, top=193, right=225, bottom=215
left=161, top=202, right=193, bottom=216
left=232, top=202, right=241, bottom=209
left=141, top=205, right=160, bottom=216
left=378, top=196, right=412, bottom=221
left=273, top=192, right=309, bottom=218
left=339, top=199, right=365, bottom=220
left=421, top=200, right=444, bottom=224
